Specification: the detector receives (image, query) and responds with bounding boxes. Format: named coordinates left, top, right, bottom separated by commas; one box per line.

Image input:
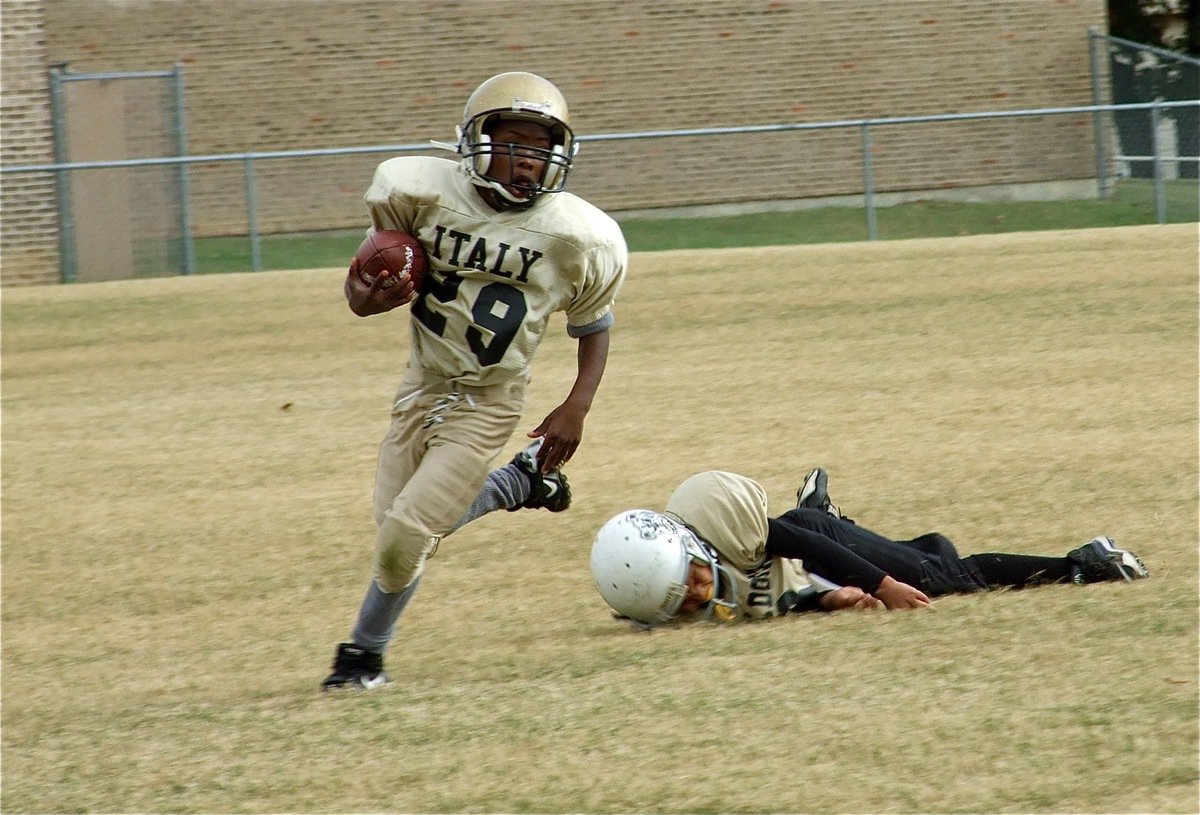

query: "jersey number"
left=412, top=272, right=528, bottom=367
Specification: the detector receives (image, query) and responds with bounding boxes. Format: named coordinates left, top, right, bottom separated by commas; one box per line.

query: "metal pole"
left=172, top=64, right=196, bottom=275
left=861, top=123, right=877, bottom=241
left=1151, top=102, right=1165, bottom=224
left=48, top=65, right=76, bottom=284
left=57, top=69, right=177, bottom=81
left=1088, top=27, right=1110, bottom=199
left=245, top=157, right=261, bottom=272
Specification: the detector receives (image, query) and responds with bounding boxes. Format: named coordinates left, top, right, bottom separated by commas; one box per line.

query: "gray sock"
left=447, top=461, right=531, bottom=534
left=348, top=463, right=531, bottom=653
left=350, top=576, right=422, bottom=653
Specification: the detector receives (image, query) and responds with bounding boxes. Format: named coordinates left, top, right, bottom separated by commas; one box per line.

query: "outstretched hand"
left=344, top=257, right=416, bottom=316
left=872, top=575, right=933, bottom=610
left=527, top=399, right=588, bottom=473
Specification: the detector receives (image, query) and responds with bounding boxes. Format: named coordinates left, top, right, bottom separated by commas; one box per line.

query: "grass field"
left=190, top=179, right=1200, bottom=275
left=2, top=224, right=1198, bottom=813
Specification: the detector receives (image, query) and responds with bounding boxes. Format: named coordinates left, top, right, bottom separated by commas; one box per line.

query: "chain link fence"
left=3, top=34, right=1197, bottom=284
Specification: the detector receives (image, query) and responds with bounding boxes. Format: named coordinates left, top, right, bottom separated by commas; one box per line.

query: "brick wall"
left=1, top=0, right=57, bottom=286
left=2, top=0, right=1107, bottom=286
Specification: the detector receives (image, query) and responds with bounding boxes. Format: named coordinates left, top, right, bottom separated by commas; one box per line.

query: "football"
left=355, top=230, right=429, bottom=292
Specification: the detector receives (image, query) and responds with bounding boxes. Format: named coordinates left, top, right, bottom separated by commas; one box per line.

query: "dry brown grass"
left=2, top=224, right=1197, bottom=813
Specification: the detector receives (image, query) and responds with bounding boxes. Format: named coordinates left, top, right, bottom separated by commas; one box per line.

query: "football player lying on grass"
left=587, top=468, right=1149, bottom=626
left=436, top=457, right=1149, bottom=626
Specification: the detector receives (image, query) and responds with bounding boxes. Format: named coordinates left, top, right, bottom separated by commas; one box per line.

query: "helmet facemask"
left=682, top=532, right=739, bottom=624
left=458, top=112, right=575, bottom=207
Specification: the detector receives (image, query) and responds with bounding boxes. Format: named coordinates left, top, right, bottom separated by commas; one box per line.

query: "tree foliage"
left=1107, top=0, right=1197, bottom=54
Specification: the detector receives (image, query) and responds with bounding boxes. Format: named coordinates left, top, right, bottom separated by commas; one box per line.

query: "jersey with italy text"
left=363, top=156, right=627, bottom=387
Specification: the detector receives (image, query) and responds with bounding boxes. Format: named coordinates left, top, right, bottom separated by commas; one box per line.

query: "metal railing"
left=3, top=99, right=1198, bottom=278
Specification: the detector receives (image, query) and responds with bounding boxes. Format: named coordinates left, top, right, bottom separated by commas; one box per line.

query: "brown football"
left=355, top=230, right=429, bottom=292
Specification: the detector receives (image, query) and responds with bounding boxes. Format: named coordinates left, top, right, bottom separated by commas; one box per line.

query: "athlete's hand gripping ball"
left=344, top=231, right=429, bottom=316
left=356, top=230, right=428, bottom=291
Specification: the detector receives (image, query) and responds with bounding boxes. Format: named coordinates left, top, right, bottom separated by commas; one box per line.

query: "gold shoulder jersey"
left=666, top=471, right=816, bottom=621
left=364, top=155, right=628, bottom=387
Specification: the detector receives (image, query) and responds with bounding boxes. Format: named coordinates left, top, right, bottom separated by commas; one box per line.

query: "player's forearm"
left=564, top=329, right=610, bottom=409
left=765, top=517, right=888, bottom=593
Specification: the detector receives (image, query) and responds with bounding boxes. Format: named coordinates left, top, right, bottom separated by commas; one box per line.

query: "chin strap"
left=706, top=562, right=740, bottom=623
left=711, top=604, right=737, bottom=623
left=483, top=180, right=537, bottom=208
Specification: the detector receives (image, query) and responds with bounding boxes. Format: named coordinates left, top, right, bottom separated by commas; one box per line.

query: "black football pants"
left=769, top=508, right=1071, bottom=597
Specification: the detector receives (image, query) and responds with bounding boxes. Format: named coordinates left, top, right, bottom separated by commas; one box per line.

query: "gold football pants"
left=371, top=367, right=525, bottom=592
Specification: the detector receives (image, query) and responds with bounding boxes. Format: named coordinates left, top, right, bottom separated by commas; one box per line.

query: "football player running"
left=323, top=72, right=627, bottom=691
left=589, top=469, right=1149, bottom=627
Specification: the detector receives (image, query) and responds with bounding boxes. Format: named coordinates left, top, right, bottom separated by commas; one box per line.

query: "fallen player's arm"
left=766, top=516, right=888, bottom=592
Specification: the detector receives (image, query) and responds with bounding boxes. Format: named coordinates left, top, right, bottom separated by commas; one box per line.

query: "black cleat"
left=321, top=642, right=390, bottom=692
left=1066, top=536, right=1149, bottom=584
left=509, top=441, right=572, bottom=513
left=795, top=467, right=844, bottom=519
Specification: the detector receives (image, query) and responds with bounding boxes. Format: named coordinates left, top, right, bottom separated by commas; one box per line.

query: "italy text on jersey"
left=429, top=224, right=544, bottom=282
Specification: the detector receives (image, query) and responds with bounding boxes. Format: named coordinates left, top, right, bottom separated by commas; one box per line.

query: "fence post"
left=48, top=65, right=77, bottom=284
left=1151, top=102, right=1165, bottom=224
left=172, top=64, right=196, bottom=275
left=861, top=122, right=877, bottom=241
left=245, top=157, right=262, bottom=272
left=1088, top=27, right=1111, bottom=199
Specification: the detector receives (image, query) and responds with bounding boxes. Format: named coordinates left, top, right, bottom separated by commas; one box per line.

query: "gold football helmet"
left=455, top=72, right=577, bottom=205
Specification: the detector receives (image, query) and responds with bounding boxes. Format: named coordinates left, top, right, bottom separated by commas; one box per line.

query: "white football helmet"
left=590, top=509, right=737, bottom=627
left=455, top=71, right=577, bottom=206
